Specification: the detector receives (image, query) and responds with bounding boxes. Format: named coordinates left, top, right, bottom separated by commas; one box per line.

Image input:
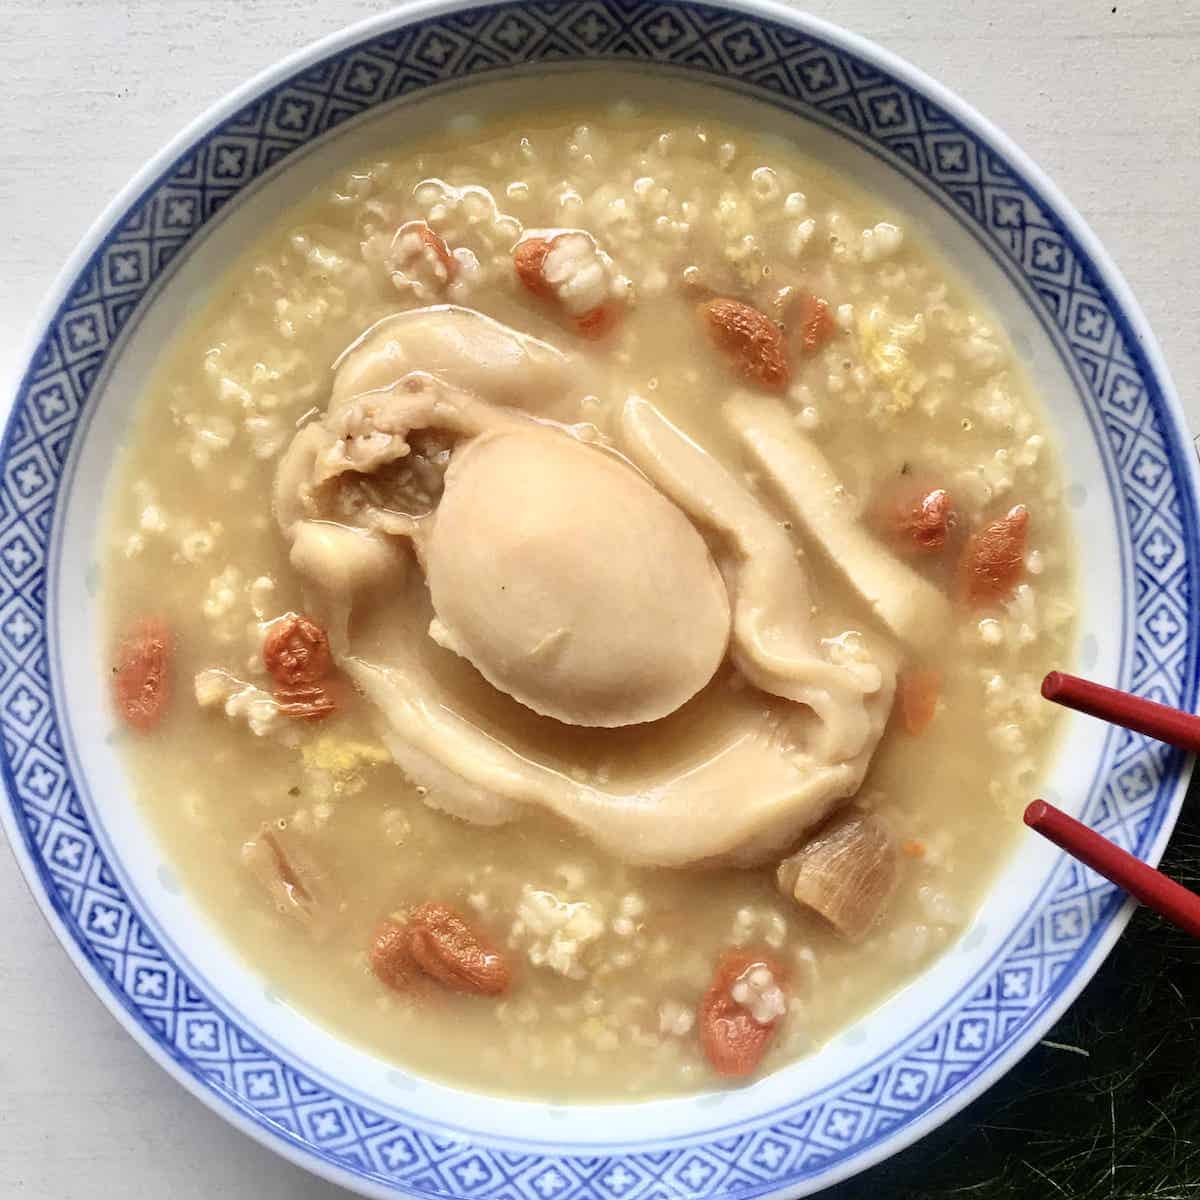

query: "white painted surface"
left=0, top=2, right=1196, bottom=1196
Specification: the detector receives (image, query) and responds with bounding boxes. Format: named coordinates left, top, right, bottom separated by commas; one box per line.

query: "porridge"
left=103, top=83, right=1075, bottom=1100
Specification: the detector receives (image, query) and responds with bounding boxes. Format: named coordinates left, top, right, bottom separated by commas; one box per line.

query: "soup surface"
left=104, top=80, right=1075, bottom=1100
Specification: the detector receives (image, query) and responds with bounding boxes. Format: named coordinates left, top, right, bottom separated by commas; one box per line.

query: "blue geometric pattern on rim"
left=3, top=1, right=1196, bottom=1196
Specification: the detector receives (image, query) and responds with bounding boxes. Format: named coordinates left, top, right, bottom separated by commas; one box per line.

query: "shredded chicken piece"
left=725, top=395, right=951, bottom=649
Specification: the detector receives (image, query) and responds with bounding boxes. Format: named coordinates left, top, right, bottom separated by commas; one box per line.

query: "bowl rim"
left=2, top=1, right=1196, bottom=1197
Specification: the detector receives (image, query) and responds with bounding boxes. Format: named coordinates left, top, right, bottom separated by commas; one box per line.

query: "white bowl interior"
left=54, top=68, right=1124, bottom=1147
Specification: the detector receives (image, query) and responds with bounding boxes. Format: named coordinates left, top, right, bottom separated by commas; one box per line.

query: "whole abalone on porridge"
left=105, top=87, right=1075, bottom=1099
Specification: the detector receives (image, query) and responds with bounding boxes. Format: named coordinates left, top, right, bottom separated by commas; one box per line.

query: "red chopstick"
left=1024, top=800, right=1200, bottom=936
left=1041, top=670, right=1200, bottom=754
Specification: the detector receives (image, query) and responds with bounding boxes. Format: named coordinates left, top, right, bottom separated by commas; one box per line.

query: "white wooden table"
left=1, top=3, right=1197, bottom=1196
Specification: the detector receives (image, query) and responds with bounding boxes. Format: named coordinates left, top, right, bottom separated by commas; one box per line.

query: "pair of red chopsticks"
left=1026, top=671, right=1200, bottom=937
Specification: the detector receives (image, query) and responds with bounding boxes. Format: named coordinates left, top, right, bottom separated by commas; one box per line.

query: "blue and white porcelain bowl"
left=3, top=3, right=1196, bottom=1197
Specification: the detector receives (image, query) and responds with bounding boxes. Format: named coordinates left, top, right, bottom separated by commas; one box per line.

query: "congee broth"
left=104, top=78, right=1075, bottom=1100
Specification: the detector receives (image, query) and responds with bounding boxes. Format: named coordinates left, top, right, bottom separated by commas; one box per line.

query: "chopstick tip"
left=1024, top=798, right=1050, bottom=828
left=1041, top=671, right=1064, bottom=701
